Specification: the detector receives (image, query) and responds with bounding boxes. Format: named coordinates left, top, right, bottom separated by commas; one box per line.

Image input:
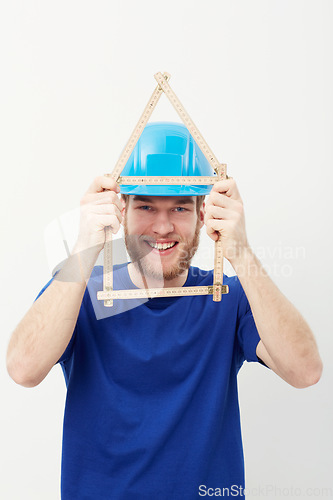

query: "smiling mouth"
left=144, top=240, right=179, bottom=253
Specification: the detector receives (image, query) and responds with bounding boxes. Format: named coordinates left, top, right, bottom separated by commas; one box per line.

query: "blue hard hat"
left=120, top=122, right=216, bottom=196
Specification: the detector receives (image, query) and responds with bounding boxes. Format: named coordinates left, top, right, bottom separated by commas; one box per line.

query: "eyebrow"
left=132, top=196, right=195, bottom=205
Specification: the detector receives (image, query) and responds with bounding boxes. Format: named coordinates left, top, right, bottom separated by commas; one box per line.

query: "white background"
left=1, top=1, right=332, bottom=498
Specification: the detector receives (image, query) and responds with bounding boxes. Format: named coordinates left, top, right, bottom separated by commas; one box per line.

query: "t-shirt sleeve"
left=236, top=281, right=267, bottom=366
left=35, top=274, right=76, bottom=364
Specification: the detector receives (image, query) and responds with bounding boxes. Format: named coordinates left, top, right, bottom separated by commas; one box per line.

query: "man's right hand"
left=74, top=175, right=124, bottom=255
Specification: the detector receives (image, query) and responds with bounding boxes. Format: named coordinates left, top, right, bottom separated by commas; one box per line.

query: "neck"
left=127, top=262, right=189, bottom=289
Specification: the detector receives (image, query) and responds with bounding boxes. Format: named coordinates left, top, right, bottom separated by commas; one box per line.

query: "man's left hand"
left=204, top=178, right=249, bottom=264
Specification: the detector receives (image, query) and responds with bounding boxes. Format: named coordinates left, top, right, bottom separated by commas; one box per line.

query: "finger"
left=206, top=190, right=243, bottom=211
left=97, top=214, right=121, bottom=234
left=83, top=191, right=123, bottom=212
left=204, top=205, right=237, bottom=224
left=205, top=218, right=227, bottom=239
left=211, top=178, right=241, bottom=201
left=86, top=175, right=120, bottom=195
left=205, top=220, right=220, bottom=241
left=91, top=204, right=123, bottom=223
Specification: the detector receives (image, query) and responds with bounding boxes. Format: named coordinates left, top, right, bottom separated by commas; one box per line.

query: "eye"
left=138, top=205, right=152, bottom=211
left=174, top=207, right=187, bottom=212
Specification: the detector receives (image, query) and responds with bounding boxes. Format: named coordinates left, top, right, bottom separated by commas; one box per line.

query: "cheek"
left=126, top=212, right=150, bottom=234
left=177, top=218, right=199, bottom=241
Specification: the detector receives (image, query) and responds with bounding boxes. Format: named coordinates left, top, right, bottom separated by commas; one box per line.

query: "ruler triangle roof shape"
left=98, top=72, right=228, bottom=307
left=110, top=72, right=226, bottom=183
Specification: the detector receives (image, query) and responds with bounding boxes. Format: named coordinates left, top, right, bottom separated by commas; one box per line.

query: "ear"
left=198, top=201, right=205, bottom=229
left=120, top=197, right=126, bottom=217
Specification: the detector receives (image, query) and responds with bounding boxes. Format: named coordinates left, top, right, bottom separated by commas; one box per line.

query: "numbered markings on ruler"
left=118, top=176, right=219, bottom=185
left=97, top=285, right=229, bottom=301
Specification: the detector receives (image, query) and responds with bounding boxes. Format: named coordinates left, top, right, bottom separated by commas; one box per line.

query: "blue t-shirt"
left=39, top=264, right=264, bottom=499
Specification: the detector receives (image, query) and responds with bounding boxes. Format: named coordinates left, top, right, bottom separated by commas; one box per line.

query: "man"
left=7, top=122, right=322, bottom=499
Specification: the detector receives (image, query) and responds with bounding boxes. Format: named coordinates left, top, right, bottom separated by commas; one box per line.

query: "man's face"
left=123, top=195, right=205, bottom=281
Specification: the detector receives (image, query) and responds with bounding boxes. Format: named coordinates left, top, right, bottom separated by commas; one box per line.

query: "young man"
left=7, top=123, right=322, bottom=499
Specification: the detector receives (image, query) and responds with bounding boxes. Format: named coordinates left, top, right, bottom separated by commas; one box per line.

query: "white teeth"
left=147, top=241, right=176, bottom=250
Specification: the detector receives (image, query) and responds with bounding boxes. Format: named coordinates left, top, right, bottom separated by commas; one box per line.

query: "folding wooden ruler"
left=97, top=71, right=229, bottom=306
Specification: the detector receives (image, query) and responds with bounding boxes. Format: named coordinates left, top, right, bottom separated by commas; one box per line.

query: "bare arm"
left=6, top=176, right=123, bottom=387
left=205, top=179, right=323, bottom=389
left=233, top=249, right=322, bottom=388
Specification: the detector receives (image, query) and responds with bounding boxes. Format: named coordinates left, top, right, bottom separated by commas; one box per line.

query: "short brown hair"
left=121, top=194, right=205, bottom=216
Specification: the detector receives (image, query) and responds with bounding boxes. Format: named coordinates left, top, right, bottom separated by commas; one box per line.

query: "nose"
left=151, top=211, right=174, bottom=236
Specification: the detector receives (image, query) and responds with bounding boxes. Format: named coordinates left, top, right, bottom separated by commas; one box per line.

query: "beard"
left=123, top=214, right=201, bottom=282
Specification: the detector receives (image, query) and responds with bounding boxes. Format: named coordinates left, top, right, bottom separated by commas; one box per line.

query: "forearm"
left=6, top=248, right=98, bottom=387
left=7, top=176, right=122, bottom=388
left=232, top=247, right=322, bottom=386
